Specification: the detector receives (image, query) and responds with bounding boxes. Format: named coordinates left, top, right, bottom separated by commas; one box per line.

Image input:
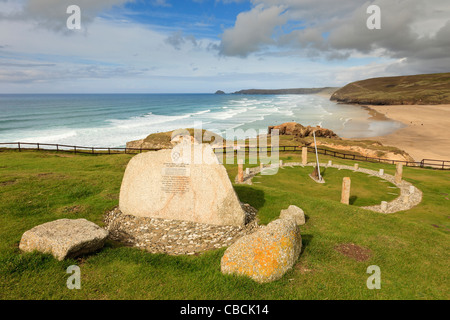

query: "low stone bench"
left=19, top=219, right=109, bottom=261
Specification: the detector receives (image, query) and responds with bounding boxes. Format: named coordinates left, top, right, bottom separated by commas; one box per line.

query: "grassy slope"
left=330, top=72, right=450, bottom=105
left=0, top=150, right=449, bottom=300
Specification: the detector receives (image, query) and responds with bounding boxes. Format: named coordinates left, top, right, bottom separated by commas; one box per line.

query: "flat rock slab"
left=221, top=218, right=302, bottom=283
left=119, top=143, right=246, bottom=226
left=19, top=219, right=108, bottom=261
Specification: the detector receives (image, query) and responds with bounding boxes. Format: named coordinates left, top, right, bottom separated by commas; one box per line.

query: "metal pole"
left=313, top=131, right=322, bottom=181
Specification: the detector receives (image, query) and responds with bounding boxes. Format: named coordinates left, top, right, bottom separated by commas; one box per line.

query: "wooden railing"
left=0, top=142, right=161, bottom=154
left=1, top=142, right=449, bottom=170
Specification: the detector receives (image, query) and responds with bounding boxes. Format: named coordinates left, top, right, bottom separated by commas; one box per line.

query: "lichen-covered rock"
left=221, top=218, right=302, bottom=283
left=19, top=219, right=108, bottom=261
left=280, top=205, right=306, bottom=226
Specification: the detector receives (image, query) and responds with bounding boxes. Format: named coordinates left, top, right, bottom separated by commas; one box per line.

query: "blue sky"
left=119, top=0, right=252, bottom=35
left=0, top=0, right=449, bottom=93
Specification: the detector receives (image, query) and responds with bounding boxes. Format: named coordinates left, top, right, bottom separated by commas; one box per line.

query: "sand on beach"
left=362, top=104, right=450, bottom=162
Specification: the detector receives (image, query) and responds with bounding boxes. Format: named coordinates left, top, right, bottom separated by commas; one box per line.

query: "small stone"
left=280, top=205, right=306, bottom=226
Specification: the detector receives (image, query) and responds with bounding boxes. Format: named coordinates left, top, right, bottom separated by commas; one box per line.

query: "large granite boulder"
left=119, top=141, right=246, bottom=226
left=221, top=218, right=302, bottom=283
left=19, top=219, right=108, bottom=261
left=280, top=205, right=306, bottom=226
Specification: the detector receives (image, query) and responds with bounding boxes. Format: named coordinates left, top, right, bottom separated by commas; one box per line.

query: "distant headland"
left=231, top=87, right=338, bottom=95
left=330, top=72, right=450, bottom=105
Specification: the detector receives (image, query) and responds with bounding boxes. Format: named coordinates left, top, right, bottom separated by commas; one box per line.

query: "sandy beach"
left=360, top=104, right=450, bottom=162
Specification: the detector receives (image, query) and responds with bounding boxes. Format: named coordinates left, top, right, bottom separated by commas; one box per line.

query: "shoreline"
left=351, top=104, right=450, bottom=162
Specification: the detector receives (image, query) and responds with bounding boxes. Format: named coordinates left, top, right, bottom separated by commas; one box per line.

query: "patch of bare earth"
left=36, top=173, right=68, bottom=180
left=334, top=243, right=372, bottom=262
left=0, top=180, right=17, bottom=186
left=62, top=205, right=83, bottom=214
left=295, top=262, right=314, bottom=274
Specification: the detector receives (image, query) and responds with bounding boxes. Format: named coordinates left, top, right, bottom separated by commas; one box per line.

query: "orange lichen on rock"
left=220, top=218, right=302, bottom=283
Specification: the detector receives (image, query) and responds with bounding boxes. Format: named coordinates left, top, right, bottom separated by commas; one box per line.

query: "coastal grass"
left=0, top=149, right=449, bottom=300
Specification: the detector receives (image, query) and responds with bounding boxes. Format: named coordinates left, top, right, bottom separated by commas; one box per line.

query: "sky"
left=0, top=0, right=449, bottom=93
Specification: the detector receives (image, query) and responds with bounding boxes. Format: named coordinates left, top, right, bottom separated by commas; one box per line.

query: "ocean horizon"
left=0, top=93, right=404, bottom=148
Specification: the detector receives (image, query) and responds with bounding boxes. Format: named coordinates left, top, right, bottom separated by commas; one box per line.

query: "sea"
left=0, top=94, right=405, bottom=148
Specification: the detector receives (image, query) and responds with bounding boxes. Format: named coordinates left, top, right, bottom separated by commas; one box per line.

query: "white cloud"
left=219, top=0, right=450, bottom=74
left=0, top=0, right=132, bottom=31
left=219, top=4, right=287, bottom=57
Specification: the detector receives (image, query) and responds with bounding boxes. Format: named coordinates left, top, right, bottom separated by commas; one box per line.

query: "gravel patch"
left=103, top=203, right=260, bottom=256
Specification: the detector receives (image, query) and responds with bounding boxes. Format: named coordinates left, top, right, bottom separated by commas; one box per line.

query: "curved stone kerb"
left=236, top=162, right=422, bottom=214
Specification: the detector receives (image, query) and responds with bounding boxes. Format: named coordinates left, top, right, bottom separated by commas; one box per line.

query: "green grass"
left=0, top=149, right=449, bottom=300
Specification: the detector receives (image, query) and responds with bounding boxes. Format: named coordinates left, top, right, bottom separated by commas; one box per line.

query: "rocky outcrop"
left=280, top=205, right=306, bottom=226
left=215, top=90, right=225, bottom=95
left=221, top=218, right=302, bottom=283
left=126, top=129, right=224, bottom=150
left=19, top=219, right=108, bottom=261
left=268, top=122, right=340, bottom=139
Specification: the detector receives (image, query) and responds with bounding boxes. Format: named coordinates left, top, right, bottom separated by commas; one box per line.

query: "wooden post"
left=302, top=147, right=308, bottom=165
left=341, top=177, right=351, bottom=205
left=18, top=142, right=21, bottom=152
left=395, top=163, right=403, bottom=184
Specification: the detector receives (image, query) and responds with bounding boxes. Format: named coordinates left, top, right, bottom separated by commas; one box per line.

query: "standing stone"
left=379, top=169, right=384, bottom=176
left=19, top=219, right=108, bottom=261
left=409, top=185, right=415, bottom=194
left=302, top=147, right=308, bottom=165
left=354, top=163, right=359, bottom=171
left=279, top=160, right=283, bottom=166
left=328, top=160, right=332, bottom=166
left=260, top=163, right=264, bottom=171
left=380, top=201, right=388, bottom=212
left=395, top=163, right=403, bottom=184
left=237, top=160, right=244, bottom=183
left=341, top=177, right=351, bottom=205
left=119, top=143, right=246, bottom=226
left=245, top=168, right=250, bottom=175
